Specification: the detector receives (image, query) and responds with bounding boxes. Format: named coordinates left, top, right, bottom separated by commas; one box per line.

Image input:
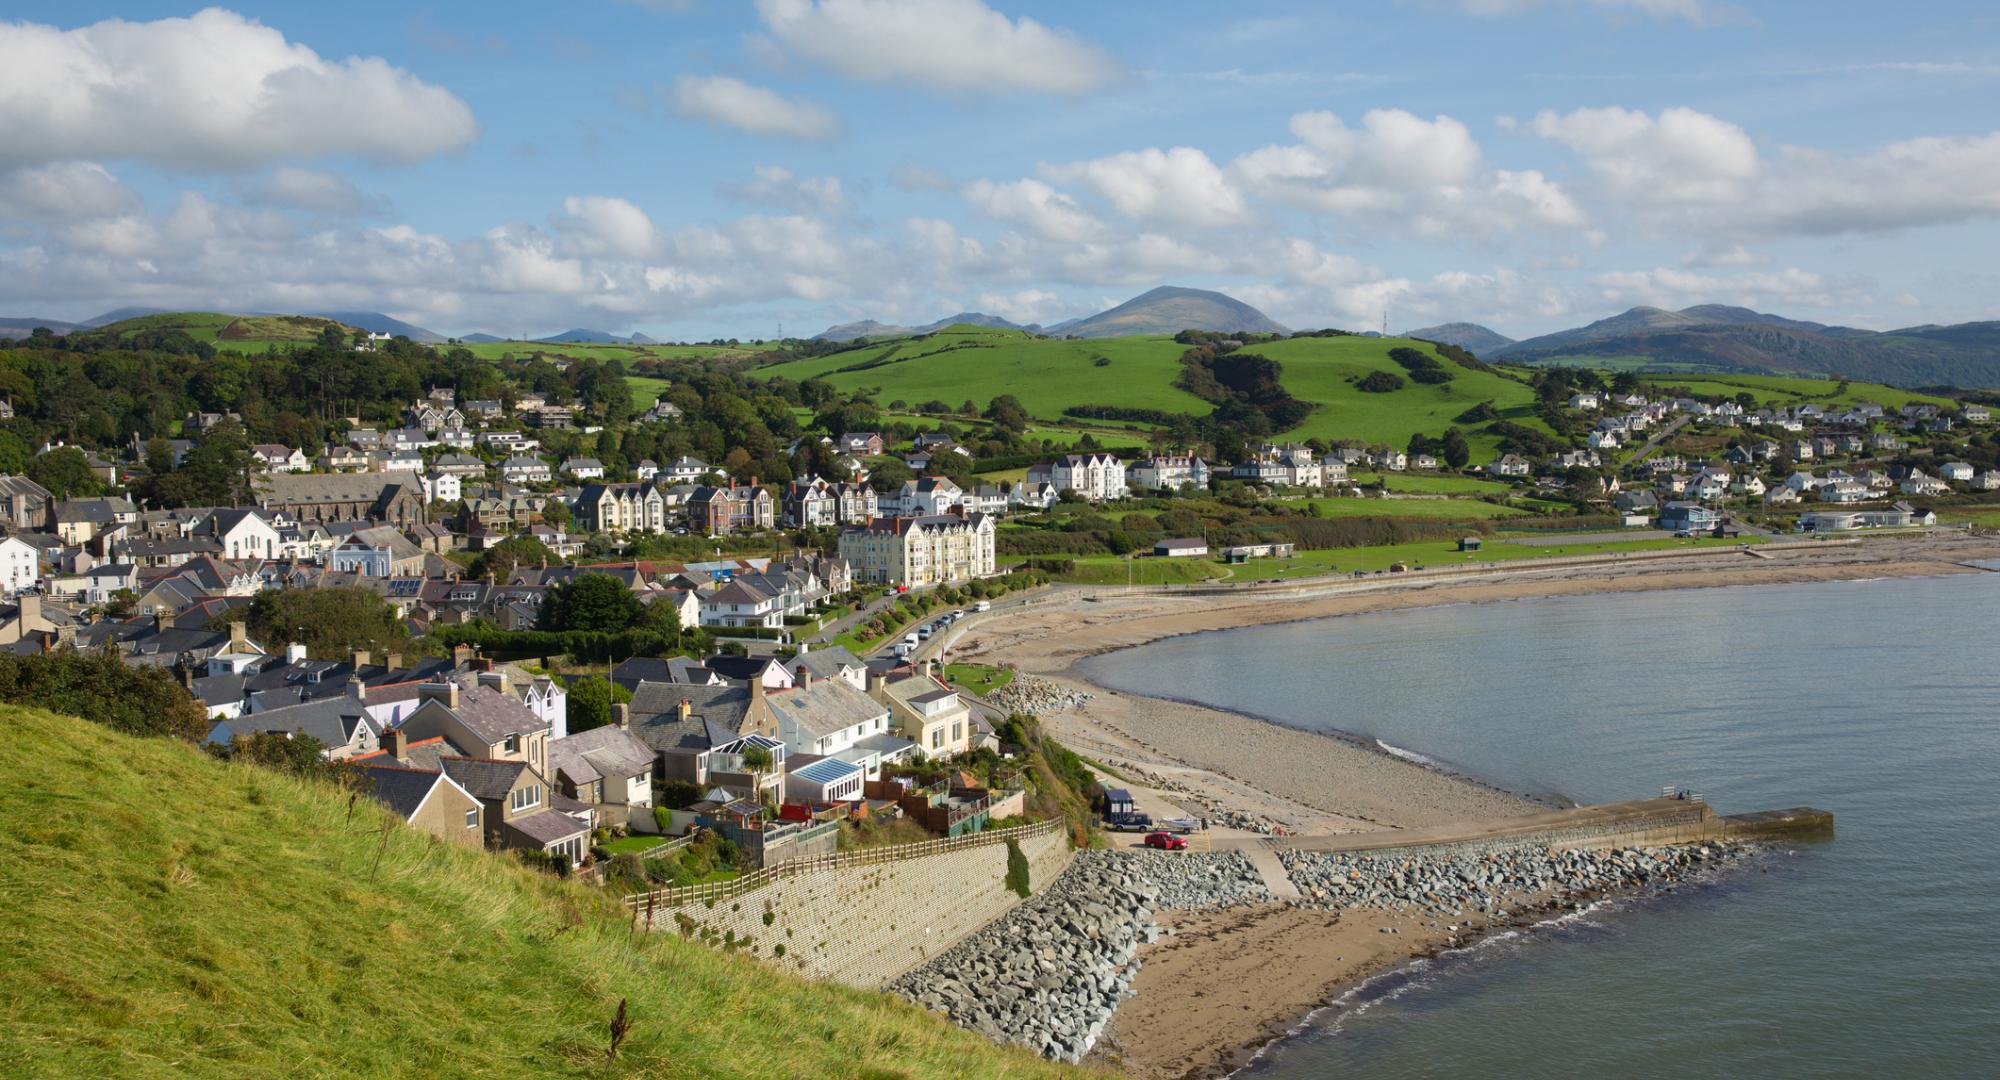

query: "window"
left=465, top=808, right=478, bottom=828
left=510, top=784, right=540, bottom=813
left=503, top=734, right=519, bottom=754
left=931, top=728, right=942, bottom=750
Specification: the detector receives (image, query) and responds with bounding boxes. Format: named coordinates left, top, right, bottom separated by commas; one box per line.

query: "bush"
left=1004, top=838, right=1031, bottom=898
left=1356, top=371, right=1406, bottom=393
left=657, top=780, right=703, bottom=810
left=0, top=651, right=210, bottom=741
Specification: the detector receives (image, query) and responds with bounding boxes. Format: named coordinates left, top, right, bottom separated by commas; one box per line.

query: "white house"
left=212, top=508, right=280, bottom=561
left=1939, top=461, right=1976, bottom=483
left=697, top=580, right=783, bottom=629
left=1486, top=455, right=1531, bottom=477
left=561, top=457, right=606, bottom=481
left=422, top=470, right=463, bottom=505
left=0, top=536, right=40, bottom=596
left=501, top=455, right=552, bottom=484
left=1129, top=455, right=1210, bottom=492
left=1901, top=470, right=1950, bottom=496
left=1047, top=453, right=1127, bottom=501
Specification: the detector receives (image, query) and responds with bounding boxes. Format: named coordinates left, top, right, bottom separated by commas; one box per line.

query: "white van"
left=973, top=600, right=991, bottom=613
left=902, top=632, right=920, bottom=647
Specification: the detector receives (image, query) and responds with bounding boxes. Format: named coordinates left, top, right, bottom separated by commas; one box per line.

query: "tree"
left=984, top=394, right=1029, bottom=433
left=539, top=573, right=644, bottom=633
left=739, top=743, right=774, bottom=807
left=217, top=586, right=410, bottom=659
left=565, top=676, right=630, bottom=734
left=474, top=535, right=556, bottom=580
left=1441, top=427, right=1472, bottom=470
left=1355, top=371, right=1405, bottom=393
left=26, top=446, right=102, bottom=500
left=639, top=594, right=683, bottom=646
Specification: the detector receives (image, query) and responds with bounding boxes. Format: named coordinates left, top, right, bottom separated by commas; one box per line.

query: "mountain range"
left=1465, top=305, right=2000, bottom=387
left=813, top=286, right=1289, bottom=342
left=1402, top=322, right=1517, bottom=354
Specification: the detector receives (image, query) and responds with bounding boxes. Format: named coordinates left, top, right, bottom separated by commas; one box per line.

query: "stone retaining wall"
left=641, top=825, right=1071, bottom=989
left=1276, top=798, right=1723, bottom=860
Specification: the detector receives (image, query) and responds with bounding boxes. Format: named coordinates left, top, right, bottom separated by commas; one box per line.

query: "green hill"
left=0, top=705, right=1070, bottom=1079
left=86, top=311, right=363, bottom=349
left=758, top=325, right=1212, bottom=418
left=759, top=327, right=1546, bottom=455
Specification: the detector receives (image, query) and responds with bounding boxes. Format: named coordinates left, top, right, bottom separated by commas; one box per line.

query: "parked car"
left=973, top=601, right=991, bottom=612
left=1143, top=831, right=1188, bottom=851
left=1106, top=813, right=1152, bottom=833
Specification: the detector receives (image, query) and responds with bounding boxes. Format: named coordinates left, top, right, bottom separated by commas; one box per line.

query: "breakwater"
left=893, top=850, right=1269, bottom=1062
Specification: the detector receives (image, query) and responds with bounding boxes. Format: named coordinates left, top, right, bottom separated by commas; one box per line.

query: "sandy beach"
left=953, top=531, right=2000, bottom=1078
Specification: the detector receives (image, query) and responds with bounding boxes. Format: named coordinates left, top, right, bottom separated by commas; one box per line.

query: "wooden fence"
left=624, top=818, right=1062, bottom=913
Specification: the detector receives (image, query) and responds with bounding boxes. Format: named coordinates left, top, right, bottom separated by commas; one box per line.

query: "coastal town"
left=1, top=317, right=1995, bottom=1074
left=8, top=3, right=2000, bottom=1077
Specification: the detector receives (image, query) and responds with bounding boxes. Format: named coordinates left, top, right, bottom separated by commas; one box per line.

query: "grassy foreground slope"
left=0, top=706, right=1072, bottom=1080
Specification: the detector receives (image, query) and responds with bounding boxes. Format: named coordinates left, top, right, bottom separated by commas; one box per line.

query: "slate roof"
left=207, top=697, right=372, bottom=749
left=789, top=645, right=864, bottom=681
left=627, top=683, right=758, bottom=753
left=550, top=726, right=655, bottom=787
left=765, top=679, right=886, bottom=742
left=356, top=764, right=449, bottom=819
left=506, top=808, right=590, bottom=845
left=429, top=684, right=550, bottom=743
left=437, top=756, right=528, bottom=800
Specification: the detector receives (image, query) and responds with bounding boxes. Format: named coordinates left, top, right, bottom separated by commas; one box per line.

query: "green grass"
left=942, top=663, right=1015, bottom=696
left=601, top=834, right=670, bottom=855
left=94, top=311, right=362, bottom=350
left=1352, top=472, right=1518, bottom=495
left=453, top=341, right=770, bottom=364
left=1256, top=337, right=1547, bottom=455
left=1054, top=534, right=1759, bottom=585
left=1297, top=496, right=1530, bottom=520
left=628, top=375, right=673, bottom=411
left=1628, top=372, right=1955, bottom=410
left=0, top=705, right=1073, bottom=1079
left=755, top=326, right=1212, bottom=419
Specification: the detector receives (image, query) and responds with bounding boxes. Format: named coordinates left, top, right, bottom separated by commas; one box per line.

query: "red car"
left=1143, top=831, right=1187, bottom=851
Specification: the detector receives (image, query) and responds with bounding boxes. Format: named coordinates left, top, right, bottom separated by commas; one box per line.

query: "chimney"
left=350, top=649, right=371, bottom=671
left=227, top=620, right=247, bottom=653
left=750, top=678, right=766, bottom=706
left=799, top=668, right=814, bottom=691
left=797, top=640, right=809, bottom=655
left=178, top=662, right=195, bottom=690
left=384, top=651, right=402, bottom=672
left=612, top=702, right=630, bottom=730
left=478, top=670, right=505, bottom=690
left=153, top=605, right=168, bottom=631
left=285, top=642, right=308, bottom=664
left=677, top=697, right=692, bottom=721
left=418, top=680, right=459, bottom=710
left=347, top=675, right=366, bottom=701
left=451, top=643, right=474, bottom=668
left=866, top=669, right=886, bottom=699
left=381, top=727, right=407, bottom=762
left=475, top=657, right=494, bottom=673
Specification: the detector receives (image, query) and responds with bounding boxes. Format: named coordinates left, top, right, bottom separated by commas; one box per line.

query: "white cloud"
left=1041, top=147, right=1249, bottom=228
left=1682, top=244, right=1770, bottom=267
left=751, top=0, right=1119, bottom=96
left=1513, top=105, right=1758, bottom=202
left=245, top=167, right=384, bottom=216
left=1591, top=266, right=1874, bottom=313
left=1232, top=109, right=1586, bottom=235
left=557, top=195, right=659, bottom=259
left=728, top=165, right=850, bottom=214
left=0, top=8, right=477, bottom=170
left=1521, top=105, right=2000, bottom=237
left=671, top=74, right=842, bottom=140
left=962, top=178, right=1103, bottom=240
left=1421, top=0, right=1748, bottom=26
left=972, top=288, right=1070, bottom=325
left=0, top=161, right=139, bottom=222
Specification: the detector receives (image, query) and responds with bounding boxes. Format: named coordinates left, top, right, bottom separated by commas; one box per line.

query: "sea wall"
left=632, top=821, right=1071, bottom=988
left=1275, top=797, right=1727, bottom=859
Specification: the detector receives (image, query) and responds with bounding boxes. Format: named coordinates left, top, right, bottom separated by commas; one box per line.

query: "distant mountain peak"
left=1403, top=322, right=1515, bottom=354
left=1057, top=285, right=1287, bottom=339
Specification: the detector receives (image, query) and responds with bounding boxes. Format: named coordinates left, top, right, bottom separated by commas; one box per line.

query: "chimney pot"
left=384, top=651, right=402, bottom=671
left=677, top=697, right=692, bottom=721
left=382, top=727, right=407, bottom=762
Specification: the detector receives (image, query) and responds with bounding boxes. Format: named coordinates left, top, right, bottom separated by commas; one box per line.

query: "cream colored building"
left=870, top=671, right=972, bottom=759
left=837, top=511, right=995, bottom=588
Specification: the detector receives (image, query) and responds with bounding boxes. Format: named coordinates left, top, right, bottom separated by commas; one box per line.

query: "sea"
left=1078, top=568, right=2000, bottom=1079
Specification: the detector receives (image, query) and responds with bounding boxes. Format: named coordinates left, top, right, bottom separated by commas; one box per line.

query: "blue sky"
left=3, top=1, right=1999, bottom=340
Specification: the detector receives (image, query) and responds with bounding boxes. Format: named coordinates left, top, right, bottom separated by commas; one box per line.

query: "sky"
left=3, top=0, right=1999, bottom=341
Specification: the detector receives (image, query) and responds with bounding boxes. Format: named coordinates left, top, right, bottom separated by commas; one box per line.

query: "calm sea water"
left=1080, top=571, right=2000, bottom=1079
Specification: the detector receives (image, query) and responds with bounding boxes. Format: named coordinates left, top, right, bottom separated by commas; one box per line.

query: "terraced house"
left=686, top=482, right=775, bottom=536
left=573, top=481, right=670, bottom=533
left=837, top=510, right=996, bottom=588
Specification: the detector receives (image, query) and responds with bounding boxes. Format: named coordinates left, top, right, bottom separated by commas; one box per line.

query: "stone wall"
left=1277, top=797, right=1722, bottom=861
left=639, top=824, right=1071, bottom=989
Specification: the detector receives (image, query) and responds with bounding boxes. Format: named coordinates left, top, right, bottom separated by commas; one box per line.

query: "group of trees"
left=211, top=586, right=411, bottom=659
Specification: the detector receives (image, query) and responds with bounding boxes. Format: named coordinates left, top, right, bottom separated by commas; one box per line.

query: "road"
left=1623, top=413, right=1692, bottom=465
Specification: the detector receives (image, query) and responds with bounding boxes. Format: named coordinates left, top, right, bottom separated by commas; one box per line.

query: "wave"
left=1374, top=739, right=1440, bottom=768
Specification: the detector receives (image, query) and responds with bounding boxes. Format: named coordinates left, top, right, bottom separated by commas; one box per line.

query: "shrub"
left=1356, top=371, right=1405, bottom=393
left=1004, top=838, right=1031, bottom=898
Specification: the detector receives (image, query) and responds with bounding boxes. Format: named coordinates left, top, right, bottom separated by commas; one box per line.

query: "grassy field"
left=942, top=662, right=1015, bottom=696
left=755, top=326, right=1213, bottom=419
left=1053, top=533, right=1757, bottom=585
left=0, top=706, right=1071, bottom=1079
left=628, top=374, right=673, bottom=411
left=1350, top=471, right=1518, bottom=495
left=1626, top=372, right=1956, bottom=410
left=96, top=311, right=361, bottom=351
left=1255, top=336, right=1548, bottom=455
left=1298, top=496, right=1531, bottom=519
